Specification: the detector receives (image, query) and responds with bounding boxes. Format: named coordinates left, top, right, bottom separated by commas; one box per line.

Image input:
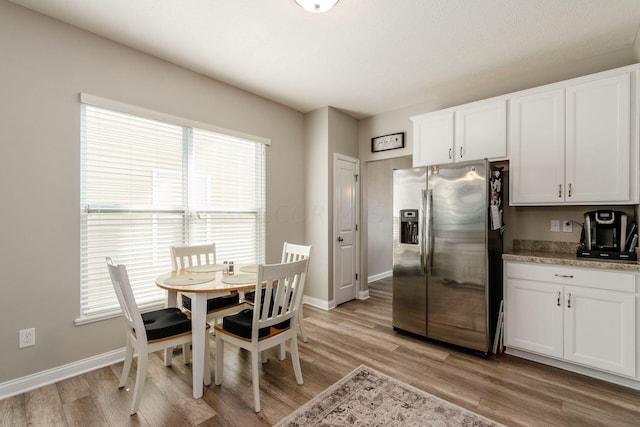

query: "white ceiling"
left=10, top=0, right=640, bottom=119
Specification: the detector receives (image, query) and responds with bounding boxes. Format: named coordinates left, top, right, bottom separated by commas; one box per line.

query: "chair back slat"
left=252, top=259, right=308, bottom=337
left=281, top=242, right=311, bottom=263
left=279, top=242, right=311, bottom=316
left=170, top=244, right=217, bottom=270
left=106, top=257, right=147, bottom=343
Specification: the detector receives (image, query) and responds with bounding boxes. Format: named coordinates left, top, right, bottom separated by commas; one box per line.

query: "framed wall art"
left=371, top=132, right=404, bottom=153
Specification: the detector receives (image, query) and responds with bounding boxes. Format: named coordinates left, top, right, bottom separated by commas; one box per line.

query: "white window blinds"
left=80, top=104, right=265, bottom=321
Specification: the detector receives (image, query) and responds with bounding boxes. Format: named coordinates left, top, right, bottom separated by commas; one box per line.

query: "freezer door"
left=426, top=161, right=489, bottom=352
left=392, top=167, right=427, bottom=337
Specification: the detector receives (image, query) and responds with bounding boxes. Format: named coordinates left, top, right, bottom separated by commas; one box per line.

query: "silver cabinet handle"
left=448, top=148, right=452, bottom=159
left=568, top=183, right=572, bottom=197
left=337, top=236, right=343, bottom=242
left=557, top=291, right=561, bottom=307
left=554, top=274, right=574, bottom=278
left=459, top=147, right=463, bottom=158
left=558, top=184, right=562, bottom=198
left=567, top=293, right=572, bottom=308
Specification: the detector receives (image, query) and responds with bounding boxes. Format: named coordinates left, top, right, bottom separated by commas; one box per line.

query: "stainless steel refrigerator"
left=392, top=160, right=503, bottom=355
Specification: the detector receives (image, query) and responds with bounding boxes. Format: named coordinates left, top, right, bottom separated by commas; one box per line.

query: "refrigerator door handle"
left=423, top=189, right=433, bottom=275
left=421, top=189, right=426, bottom=274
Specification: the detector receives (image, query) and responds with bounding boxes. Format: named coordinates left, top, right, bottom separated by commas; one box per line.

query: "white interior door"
left=334, top=154, right=359, bottom=306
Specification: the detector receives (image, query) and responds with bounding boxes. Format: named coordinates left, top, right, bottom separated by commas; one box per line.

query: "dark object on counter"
left=576, top=249, right=637, bottom=261
left=583, top=210, right=628, bottom=251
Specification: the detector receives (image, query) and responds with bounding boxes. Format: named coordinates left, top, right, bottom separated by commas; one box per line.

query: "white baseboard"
left=359, top=289, right=370, bottom=300
left=303, top=295, right=335, bottom=311
left=0, top=348, right=125, bottom=400
left=368, top=270, right=392, bottom=283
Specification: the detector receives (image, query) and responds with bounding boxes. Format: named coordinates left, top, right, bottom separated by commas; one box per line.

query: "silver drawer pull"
left=556, top=291, right=561, bottom=307
left=554, top=274, right=574, bottom=278
left=567, top=292, right=572, bottom=308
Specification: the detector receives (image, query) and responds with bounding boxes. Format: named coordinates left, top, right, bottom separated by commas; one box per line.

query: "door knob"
left=337, top=236, right=344, bottom=242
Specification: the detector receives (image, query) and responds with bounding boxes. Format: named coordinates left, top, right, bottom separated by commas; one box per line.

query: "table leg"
left=191, top=292, right=207, bottom=399
left=163, top=290, right=179, bottom=366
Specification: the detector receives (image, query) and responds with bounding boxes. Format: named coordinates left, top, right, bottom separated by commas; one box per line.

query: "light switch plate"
left=550, top=220, right=560, bottom=232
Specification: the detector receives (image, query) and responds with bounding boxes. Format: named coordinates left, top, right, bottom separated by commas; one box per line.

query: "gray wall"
left=304, top=107, right=358, bottom=304
left=365, top=157, right=412, bottom=280
left=0, top=1, right=305, bottom=384
left=304, top=108, right=330, bottom=302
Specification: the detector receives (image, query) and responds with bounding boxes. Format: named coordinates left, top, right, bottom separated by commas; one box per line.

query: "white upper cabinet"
left=565, top=73, right=631, bottom=203
left=455, top=100, right=507, bottom=162
left=510, top=69, right=635, bottom=205
left=412, top=99, right=506, bottom=167
left=509, top=88, right=566, bottom=204
left=412, top=110, right=454, bottom=167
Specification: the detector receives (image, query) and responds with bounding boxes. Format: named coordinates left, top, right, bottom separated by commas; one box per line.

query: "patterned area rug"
left=275, top=365, right=503, bottom=427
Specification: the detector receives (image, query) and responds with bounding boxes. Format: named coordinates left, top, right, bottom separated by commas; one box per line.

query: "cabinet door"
left=509, top=89, right=566, bottom=204
left=505, top=278, right=563, bottom=358
left=455, top=100, right=507, bottom=162
left=564, top=286, right=635, bottom=376
left=412, top=111, right=454, bottom=167
left=565, top=73, right=631, bottom=203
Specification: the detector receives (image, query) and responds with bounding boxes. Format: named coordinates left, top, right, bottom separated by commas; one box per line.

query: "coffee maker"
left=577, top=210, right=637, bottom=260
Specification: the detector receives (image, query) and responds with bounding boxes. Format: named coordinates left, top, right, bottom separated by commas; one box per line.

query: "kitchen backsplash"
left=512, top=239, right=579, bottom=254
left=502, top=203, right=637, bottom=252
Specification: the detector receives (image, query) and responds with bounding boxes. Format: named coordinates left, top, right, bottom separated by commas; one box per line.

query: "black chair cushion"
left=141, top=308, right=191, bottom=341
left=245, top=288, right=292, bottom=306
left=182, top=292, right=240, bottom=312
left=244, top=290, right=256, bottom=302
left=222, top=308, right=290, bottom=339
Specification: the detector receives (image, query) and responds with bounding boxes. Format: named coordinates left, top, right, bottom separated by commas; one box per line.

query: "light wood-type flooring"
left=2, top=278, right=640, bottom=426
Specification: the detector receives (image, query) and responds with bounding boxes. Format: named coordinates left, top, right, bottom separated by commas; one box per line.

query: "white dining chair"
left=244, top=242, right=312, bottom=354
left=170, top=243, right=246, bottom=362
left=106, top=257, right=211, bottom=415
left=214, top=258, right=308, bottom=413
left=280, top=242, right=312, bottom=343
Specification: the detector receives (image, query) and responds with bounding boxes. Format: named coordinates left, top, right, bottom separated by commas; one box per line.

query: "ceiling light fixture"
left=294, top=0, right=340, bottom=13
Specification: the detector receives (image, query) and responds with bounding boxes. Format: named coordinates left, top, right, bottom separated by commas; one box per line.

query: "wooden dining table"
left=155, top=265, right=257, bottom=399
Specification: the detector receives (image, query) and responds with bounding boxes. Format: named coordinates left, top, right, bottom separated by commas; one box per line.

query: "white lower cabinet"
left=505, top=279, right=564, bottom=358
left=505, top=262, right=636, bottom=378
left=564, top=286, right=635, bottom=376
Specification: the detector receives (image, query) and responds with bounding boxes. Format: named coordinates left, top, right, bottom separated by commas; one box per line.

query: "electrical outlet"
left=550, top=220, right=560, bottom=232
left=563, top=220, right=573, bottom=233
left=19, top=328, right=35, bottom=348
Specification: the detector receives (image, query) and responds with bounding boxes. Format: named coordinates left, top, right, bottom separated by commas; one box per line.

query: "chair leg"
left=211, top=317, right=219, bottom=336
left=130, top=351, right=148, bottom=415
left=119, top=340, right=134, bottom=388
left=290, top=335, right=304, bottom=385
left=298, top=305, right=308, bottom=343
left=251, top=349, right=261, bottom=413
left=279, top=342, right=286, bottom=361
left=183, top=343, right=191, bottom=364
left=203, top=334, right=212, bottom=386
left=214, top=335, right=224, bottom=385
left=163, top=347, right=174, bottom=366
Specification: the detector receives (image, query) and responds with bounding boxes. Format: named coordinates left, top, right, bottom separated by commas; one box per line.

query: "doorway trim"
left=333, top=153, right=361, bottom=305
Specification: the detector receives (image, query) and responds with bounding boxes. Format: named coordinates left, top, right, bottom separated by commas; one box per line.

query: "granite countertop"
left=503, top=240, right=640, bottom=272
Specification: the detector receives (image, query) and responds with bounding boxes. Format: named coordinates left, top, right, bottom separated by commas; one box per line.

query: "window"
left=79, top=102, right=265, bottom=322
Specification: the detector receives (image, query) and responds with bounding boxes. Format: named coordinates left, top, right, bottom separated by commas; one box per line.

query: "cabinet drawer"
left=506, top=262, right=636, bottom=293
